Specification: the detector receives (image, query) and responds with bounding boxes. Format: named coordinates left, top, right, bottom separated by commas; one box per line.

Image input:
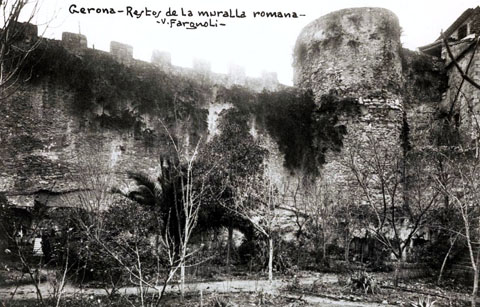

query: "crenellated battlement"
left=53, top=27, right=280, bottom=89
left=110, top=41, right=133, bottom=64
left=62, top=32, right=87, bottom=50
left=8, top=21, right=281, bottom=91
left=151, top=50, right=171, bottom=66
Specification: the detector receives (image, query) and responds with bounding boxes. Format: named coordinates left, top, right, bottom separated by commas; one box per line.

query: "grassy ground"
left=0, top=264, right=476, bottom=306
left=284, top=271, right=473, bottom=307
left=2, top=292, right=311, bottom=307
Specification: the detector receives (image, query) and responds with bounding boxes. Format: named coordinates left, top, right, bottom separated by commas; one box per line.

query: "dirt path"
left=0, top=274, right=392, bottom=306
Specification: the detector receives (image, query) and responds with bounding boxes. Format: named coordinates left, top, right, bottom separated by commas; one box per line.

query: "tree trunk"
left=472, top=244, right=480, bottom=307
left=438, top=235, right=457, bottom=285
left=322, top=230, right=327, bottom=260
left=321, top=220, right=326, bottom=260
left=360, top=239, right=365, bottom=263
left=227, top=224, right=233, bottom=272
left=268, top=237, right=273, bottom=283
left=473, top=267, right=478, bottom=307
left=471, top=215, right=480, bottom=307
left=394, top=259, right=403, bottom=287
left=180, top=264, right=185, bottom=299
left=345, top=237, right=351, bottom=263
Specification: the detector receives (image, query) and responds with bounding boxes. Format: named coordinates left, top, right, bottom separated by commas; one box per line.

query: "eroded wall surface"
left=0, top=32, right=284, bottom=207
left=293, top=8, right=405, bottom=204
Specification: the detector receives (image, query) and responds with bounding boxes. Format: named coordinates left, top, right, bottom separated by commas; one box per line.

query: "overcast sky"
left=23, top=0, right=480, bottom=85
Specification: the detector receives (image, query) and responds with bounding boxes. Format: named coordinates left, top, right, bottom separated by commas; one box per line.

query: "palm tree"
left=114, top=156, right=255, bottom=250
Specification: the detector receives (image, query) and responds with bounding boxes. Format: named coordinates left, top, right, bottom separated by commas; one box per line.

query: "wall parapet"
left=151, top=50, right=171, bottom=66
left=110, top=41, right=133, bottom=64
left=62, top=32, right=87, bottom=50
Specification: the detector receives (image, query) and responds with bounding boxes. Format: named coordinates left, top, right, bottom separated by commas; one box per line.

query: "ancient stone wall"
left=0, top=79, right=170, bottom=204
left=0, top=31, right=284, bottom=207
left=401, top=48, right=447, bottom=148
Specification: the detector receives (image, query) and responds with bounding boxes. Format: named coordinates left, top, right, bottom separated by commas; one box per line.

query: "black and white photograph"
left=0, top=0, right=479, bottom=306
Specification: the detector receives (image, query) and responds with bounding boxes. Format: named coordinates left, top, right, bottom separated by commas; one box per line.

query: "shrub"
left=284, top=275, right=301, bottom=291
left=237, top=234, right=297, bottom=274
left=206, top=293, right=235, bottom=307
left=349, top=270, right=380, bottom=294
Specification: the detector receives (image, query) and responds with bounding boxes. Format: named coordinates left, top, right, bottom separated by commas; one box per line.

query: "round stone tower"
left=293, top=8, right=406, bottom=197
left=293, top=7, right=403, bottom=100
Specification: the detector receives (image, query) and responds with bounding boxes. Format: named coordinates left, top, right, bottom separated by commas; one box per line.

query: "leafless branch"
left=441, top=32, right=480, bottom=91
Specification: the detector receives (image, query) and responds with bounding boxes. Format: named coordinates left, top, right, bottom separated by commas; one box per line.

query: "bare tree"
left=334, top=188, right=367, bottom=264
left=288, top=178, right=337, bottom=263
left=437, top=32, right=480, bottom=307
left=434, top=148, right=480, bottom=307
left=222, top=166, right=282, bottom=284
left=0, top=0, right=44, bottom=100
left=166, top=133, right=206, bottom=299
left=344, top=136, right=439, bottom=286
left=66, top=127, right=212, bottom=305
left=0, top=191, right=75, bottom=307
left=441, top=32, right=480, bottom=96
left=0, top=205, right=46, bottom=306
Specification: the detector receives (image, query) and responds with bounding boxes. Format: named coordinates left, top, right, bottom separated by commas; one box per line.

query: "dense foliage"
left=214, top=87, right=358, bottom=174
left=400, top=48, right=448, bottom=105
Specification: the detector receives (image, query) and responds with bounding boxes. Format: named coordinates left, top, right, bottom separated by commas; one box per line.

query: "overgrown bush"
left=215, top=87, right=357, bottom=175
left=205, top=293, right=235, bottom=307
left=349, top=270, right=380, bottom=294
left=0, top=193, right=16, bottom=253
left=365, top=246, right=393, bottom=272
left=237, top=234, right=296, bottom=274
left=410, top=238, right=460, bottom=274
left=44, top=198, right=166, bottom=287
left=400, top=48, right=448, bottom=104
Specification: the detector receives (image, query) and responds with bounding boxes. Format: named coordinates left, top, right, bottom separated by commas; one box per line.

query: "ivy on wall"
left=16, top=39, right=362, bottom=176
left=215, top=86, right=359, bottom=175
left=20, top=40, right=208, bottom=139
